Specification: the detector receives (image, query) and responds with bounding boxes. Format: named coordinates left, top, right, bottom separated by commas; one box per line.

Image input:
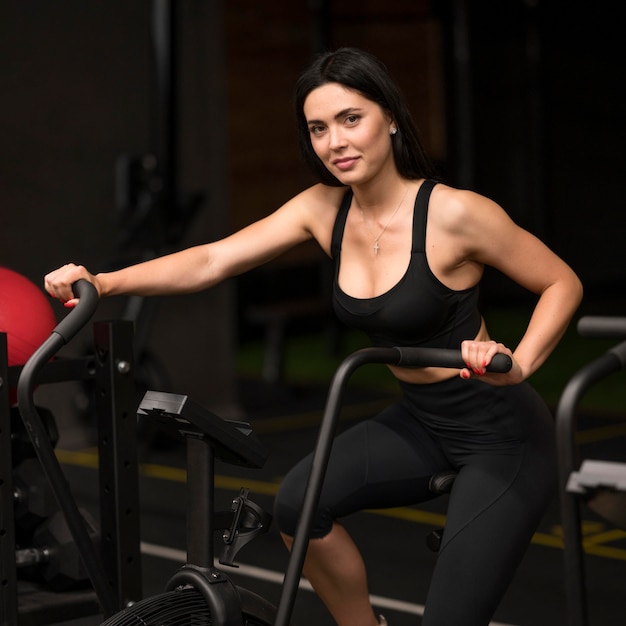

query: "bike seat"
left=428, top=470, right=458, bottom=495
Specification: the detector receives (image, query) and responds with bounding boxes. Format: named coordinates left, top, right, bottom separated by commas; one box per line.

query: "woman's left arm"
left=454, top=190, right=583, bottom=385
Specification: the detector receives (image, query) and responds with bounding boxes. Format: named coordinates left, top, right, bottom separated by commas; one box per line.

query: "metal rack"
left=0, top=320, right=142, bottom=625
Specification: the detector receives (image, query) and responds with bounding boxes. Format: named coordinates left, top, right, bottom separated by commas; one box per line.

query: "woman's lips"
left=333, top=156, right=360, bottom=171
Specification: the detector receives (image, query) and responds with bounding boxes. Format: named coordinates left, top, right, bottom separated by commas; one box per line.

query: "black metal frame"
left=555, top=318, right=626, bottom=626
left=0, top=320, right=142, bottom=625
left=136, top=390, right=271, bottom=626
left=274, top=347, right=512, bottom=626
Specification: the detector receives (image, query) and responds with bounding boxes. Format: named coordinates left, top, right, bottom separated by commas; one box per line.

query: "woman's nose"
left=328, top=126, right=346, bottom=150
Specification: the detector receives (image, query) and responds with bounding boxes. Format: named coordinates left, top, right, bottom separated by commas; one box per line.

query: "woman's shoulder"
left=294, top=183, right=349, bottom=209
left=279, top=184, right=348, bottom=253
left=284, top=183, right=349, bottom=225
left=430, top=182, right=486, bottom=208
left=429, top=183, right=508, bottom=233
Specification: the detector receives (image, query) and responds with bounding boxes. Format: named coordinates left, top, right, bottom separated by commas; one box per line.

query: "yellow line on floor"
left=55, top=448, right=282, bottom=496
left=56, top=448, right=626, bottom=562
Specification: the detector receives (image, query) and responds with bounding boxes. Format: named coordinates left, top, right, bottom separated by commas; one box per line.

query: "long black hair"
left=294, top=47, right=439, bottom=186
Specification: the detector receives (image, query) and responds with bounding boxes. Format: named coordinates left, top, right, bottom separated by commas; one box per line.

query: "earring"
left=390, top=128, right=398, bottom=135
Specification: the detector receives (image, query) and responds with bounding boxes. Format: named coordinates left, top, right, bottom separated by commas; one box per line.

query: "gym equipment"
left=13, top=457, right=58, bottom=536
left=1, top=286, right=142, bottom=625
left=97, top=390, right=278, bottom=626
left=425, top=469, right=458, bottom=552
left=10, top=404, right=59, bottom=466
left=273, top=347, right=512, bottom=626
left=11, top=280, right=278, bottom=626
left=14, top=280, right=140, bottom=620
left=0, top=266, right=56, bottom=405
left=556, top=315, right=626, bottom=626
left=12, top=408, right=59, bottom=538
left=11, top=276, right=512, bottom=625
left=95, top=347, right=509, bottom=626
left=16, top=508, right=99, bottom=591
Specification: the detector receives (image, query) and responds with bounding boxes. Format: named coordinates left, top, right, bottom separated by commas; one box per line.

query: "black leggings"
left=274, top=376, right=556, bottom=626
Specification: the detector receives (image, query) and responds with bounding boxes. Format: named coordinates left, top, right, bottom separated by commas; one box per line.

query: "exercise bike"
left=17, top=280, right=512, bottom=625
left=556, top=314, right=626, bottom=626
left=17, top=281, right=278, bottom=625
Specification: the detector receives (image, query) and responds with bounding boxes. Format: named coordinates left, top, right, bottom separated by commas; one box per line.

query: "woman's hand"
left=459, top=339, right=523, bottom=386
left=44, top=264, right=100, bottom=308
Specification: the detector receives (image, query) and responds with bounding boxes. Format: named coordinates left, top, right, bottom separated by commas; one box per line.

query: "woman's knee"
left=274, top=465, right=334, bottom=538
left=274, top=488, right=334, bottom=538
left=274, top=481, right=302, bottom=537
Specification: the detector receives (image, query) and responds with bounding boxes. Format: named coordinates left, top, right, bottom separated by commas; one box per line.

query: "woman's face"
left=303, top=82, right=396, bottom=186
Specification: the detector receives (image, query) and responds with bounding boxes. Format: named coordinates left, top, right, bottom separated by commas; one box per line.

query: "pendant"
left=373, top=240, right=380, bottom=255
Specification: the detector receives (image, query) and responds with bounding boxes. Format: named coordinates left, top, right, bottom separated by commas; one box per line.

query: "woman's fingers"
left=44, top=263, right=93, bottom=305
left=460, top=340, right=509, bottom=378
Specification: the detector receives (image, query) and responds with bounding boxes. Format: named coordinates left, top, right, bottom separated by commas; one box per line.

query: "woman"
left=45, top=48, right=582, bottom=625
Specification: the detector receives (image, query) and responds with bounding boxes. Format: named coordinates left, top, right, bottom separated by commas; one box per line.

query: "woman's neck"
left=351, top=176, right=415, bottom=220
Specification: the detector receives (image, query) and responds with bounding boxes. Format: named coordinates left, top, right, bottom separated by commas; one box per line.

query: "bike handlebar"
left=577, top=315, right=626, bottom=339
left=16, top=279, right=117, bottom=616
left=18, top=279, right=99, bottom=425
left=18, top=280, right=99, bottom=408
left=54, top=279, right=99, bottom=343
left=393, top=346, right=512, bottom=371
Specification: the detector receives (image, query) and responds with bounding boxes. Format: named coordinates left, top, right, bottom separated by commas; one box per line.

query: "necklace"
left=359, top=185, right=409, bottom=256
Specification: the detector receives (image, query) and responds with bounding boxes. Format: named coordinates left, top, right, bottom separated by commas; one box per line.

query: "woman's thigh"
left=274, top=402, right=452, bottom=537
left=422, top=386, right=557, bottom=626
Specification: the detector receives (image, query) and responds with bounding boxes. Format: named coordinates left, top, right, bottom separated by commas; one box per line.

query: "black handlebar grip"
left=487, top=353, right=513, bottom=373
left=394, top=347, right=512, bottom=373
left=53, top=279, right=99, bottom=344
left=577, top=316, right=626, bottom=339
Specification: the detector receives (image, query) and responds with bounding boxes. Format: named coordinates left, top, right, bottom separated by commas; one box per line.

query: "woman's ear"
left=387, top=114, right=397, bottom=136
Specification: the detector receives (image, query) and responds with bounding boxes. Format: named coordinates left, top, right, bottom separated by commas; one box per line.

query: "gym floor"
left=44, top=372, right=626, bottom=626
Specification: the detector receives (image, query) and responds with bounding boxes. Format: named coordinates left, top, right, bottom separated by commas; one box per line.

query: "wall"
left=0, top=1, right=444, bottom=425
left=1, top=1, right=624, bottom=436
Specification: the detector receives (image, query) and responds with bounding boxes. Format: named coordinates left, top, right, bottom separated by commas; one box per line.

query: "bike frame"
left=555, top=316, right=626, bottom=626
left=273, top=347, right=511, bottom=626
left=15, top=279, right=512, bottom=626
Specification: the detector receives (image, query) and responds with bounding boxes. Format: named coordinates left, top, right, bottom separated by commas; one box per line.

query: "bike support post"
left=273, top=348, right=399, bottom=626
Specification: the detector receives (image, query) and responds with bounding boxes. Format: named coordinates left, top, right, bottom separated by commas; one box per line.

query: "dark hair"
left=294, top=47, right=439, bottom=186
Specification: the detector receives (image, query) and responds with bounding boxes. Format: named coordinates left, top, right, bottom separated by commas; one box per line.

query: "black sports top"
left=331, top=179, right=482, bottom=349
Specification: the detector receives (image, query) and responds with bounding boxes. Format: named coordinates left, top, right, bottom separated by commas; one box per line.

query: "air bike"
left=14, top=280, right=512, bottom=625
left=556, top=314, right=626, bottom=626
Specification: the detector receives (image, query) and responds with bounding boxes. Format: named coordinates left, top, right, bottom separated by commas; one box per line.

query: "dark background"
left=2, top=0, right=625, bottom=415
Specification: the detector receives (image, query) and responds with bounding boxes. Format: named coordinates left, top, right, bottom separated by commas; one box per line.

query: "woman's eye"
left=345, top=114, right=360, bottom=125
left=309, top=125, right=325, bottom=136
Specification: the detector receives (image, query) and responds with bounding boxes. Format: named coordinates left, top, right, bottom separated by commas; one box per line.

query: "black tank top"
left=331, top=179, right=482, bottom=348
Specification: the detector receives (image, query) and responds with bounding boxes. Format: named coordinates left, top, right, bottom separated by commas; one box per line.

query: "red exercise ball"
left=0, top=266, right=57, bottom=404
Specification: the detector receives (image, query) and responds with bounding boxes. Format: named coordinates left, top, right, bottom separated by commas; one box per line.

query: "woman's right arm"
left=44, top=243, right=225, bottom=306
left=45, top=184, right=341, bottom=306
